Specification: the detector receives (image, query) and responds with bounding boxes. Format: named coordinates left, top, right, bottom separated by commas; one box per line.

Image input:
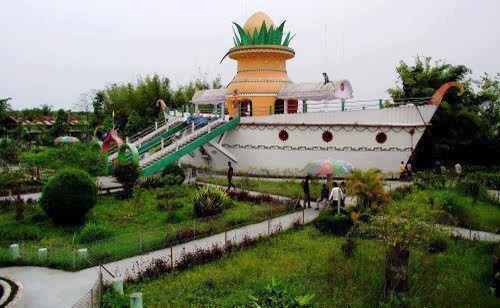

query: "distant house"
left=1, top=115, right=87, bottom=137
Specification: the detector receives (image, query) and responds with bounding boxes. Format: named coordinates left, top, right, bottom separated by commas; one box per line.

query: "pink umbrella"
left=54, top=136, right=79, bottom=144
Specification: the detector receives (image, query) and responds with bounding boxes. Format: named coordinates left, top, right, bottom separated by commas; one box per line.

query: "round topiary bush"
left=193, top=186, right=232, bottom=217
left=314, top=210, right=353, bottom=235
left=161, top=164, right=185, bottom=186
left=40, top=168, right=97, bottom=224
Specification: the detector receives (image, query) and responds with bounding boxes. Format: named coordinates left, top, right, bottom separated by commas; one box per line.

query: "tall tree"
left=50, top=109, right=70, bottom=138
left=125, top=111, right=143, bottom=136
left=388, top=56, right=499, bottom=167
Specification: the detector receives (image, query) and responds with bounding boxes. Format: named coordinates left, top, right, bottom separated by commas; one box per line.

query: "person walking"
left=301, top=175, right=311, bottom=208
left=329, top=182, right=342, bottom=214
left=340, top=181, right=347, bottom=209
left=227, top=162, right=235, bottom=189
left=317, top=183, right=329, bottom=211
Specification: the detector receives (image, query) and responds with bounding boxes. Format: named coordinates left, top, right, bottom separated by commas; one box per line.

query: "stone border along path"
left=0, top=184, right=498, bottom=307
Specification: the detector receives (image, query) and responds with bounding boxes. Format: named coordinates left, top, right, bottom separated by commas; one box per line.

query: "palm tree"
left=347, top=169, right=392, bottom=213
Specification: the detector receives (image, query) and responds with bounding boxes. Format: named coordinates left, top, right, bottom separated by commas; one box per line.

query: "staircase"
left=108, top=119, right=186, bottom=161
left=140, top=117, right=240, bottom=176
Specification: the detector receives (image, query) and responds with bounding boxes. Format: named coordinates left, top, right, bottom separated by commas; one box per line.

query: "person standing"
left=317, top=183, right=329, bottom=211
left=455, top=162, right=462, bottom=177
left=405, top=162, right=412, bottom=181
left=434, top=161, right=442, bottom=175
left=301, top=175, right=311, bottom=208
left=329, top=182, right=341, bottom=214
left=227, top=162, right=235, bottom=189
left=399, top=161, right=405, bottom=181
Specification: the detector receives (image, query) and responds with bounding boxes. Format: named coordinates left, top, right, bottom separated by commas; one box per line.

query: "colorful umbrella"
left=303, top=159, right=353, bottom=175
left=54, top=136, right=80, bottom=144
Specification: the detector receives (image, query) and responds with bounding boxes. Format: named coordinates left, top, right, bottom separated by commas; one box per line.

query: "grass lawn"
left=198, top=176, right=325, bottom=200
left=0, top=184, right=295, bottom=270
left=200, top=177, right=500, bottom=233
left=391, top=189, right=500, bottom=233
left=110, top=227, right=498, bottom=307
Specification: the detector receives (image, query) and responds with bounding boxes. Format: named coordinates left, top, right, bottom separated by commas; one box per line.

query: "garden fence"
left=70, top=209, right=308, bottom=307
left=72, top=266, right=104, bottom=308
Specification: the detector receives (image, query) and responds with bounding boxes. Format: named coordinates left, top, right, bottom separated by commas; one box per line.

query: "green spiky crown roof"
left=233, top=20, right=295, bottom=47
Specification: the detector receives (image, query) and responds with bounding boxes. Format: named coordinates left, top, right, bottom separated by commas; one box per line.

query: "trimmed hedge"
left=40, top=168, right=97, bottom=224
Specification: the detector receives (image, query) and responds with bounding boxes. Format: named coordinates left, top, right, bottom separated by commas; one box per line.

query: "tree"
left=0, top=97, right=12, bottom=121
left=50, top=109, right=70, bottom=138
left=112, top=160, right=140, bottom=198
left=388, top=56, right=499, bottom=167
left=125, top=111, right=143, bottom=136
left=101, top=115, right=114, bottom=131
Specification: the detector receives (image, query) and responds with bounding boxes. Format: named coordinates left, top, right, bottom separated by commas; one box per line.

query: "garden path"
left=1, top=184, right=498, bottom=307
left=0, top=199, right=320, bottom=307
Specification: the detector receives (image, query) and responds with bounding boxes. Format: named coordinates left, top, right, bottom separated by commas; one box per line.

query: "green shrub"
left=314, top=210, right=353, bottom=235
left=40, top=168, right=97, bottom=224
left=163, top=174, right=183, bottom=186
left=455, top=176, right=488, bottom=201
left=20, top=143, right=107, bottom=176
left=76, top=222, right=113, bottom=244
left=414, top=172, right=447, bottom=190
left=112, top=161, right=140, bottom=198
left=193, top=186, right=232, bottom=217
left=439, top=193, right=469, bottom=226
left=341, top=237, right=356, bottom=257
left=161, top=164, right=185, bottom=186
left=0, top=138, right=18, bottom=163
left=139, top=175, right=164, bottom=189
left=101, top=290, right=128, bottom=308
left=427, top=235, right=448, bottom=254
left=249, top=278, right=315, bottom=307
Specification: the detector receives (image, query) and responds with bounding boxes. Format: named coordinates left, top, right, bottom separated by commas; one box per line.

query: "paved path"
left=1, top=184, right=497, bottom=307
left=0, top=203, right=319, bottom=307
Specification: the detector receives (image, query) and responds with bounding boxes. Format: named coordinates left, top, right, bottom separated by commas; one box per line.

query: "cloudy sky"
left=1, top=0, right=499, bottom=110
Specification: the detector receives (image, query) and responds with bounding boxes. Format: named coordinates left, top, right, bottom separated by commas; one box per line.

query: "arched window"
left=240, top=100, right=252, bottom=117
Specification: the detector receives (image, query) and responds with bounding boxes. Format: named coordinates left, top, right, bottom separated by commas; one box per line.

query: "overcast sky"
left=1, top=0, right=499, bottom=110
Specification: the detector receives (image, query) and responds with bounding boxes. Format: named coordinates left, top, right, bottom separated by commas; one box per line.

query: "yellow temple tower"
left=225, top=12, right=297, bottom=117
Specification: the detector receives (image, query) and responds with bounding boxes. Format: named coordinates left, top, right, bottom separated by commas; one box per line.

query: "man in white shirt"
left=329, top=182, right=342, bottom=214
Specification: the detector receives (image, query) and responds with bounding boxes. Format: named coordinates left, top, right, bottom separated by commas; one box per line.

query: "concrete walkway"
left=0, top=204, right=319, bottom=307
left=1, top=184, right=498, bottom=307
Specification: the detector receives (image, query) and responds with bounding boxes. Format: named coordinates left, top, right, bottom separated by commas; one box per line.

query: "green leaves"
left=259, top=20, right=267, bottom=44
left=232, top=20, right=293, bottom=47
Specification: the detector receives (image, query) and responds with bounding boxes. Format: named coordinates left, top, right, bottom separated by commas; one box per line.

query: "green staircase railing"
left=137, top=122, right=188, bottom=155
left=141, top=117, right=240, bottom=176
